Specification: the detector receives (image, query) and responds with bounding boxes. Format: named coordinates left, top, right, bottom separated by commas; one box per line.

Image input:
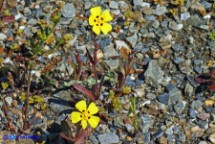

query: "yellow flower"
left=1, top=82, right=9, bottom=90
left=63, top=33, right=73, bottom=41
left=71, top=100, right=100, bottom=129
left=33, top=95, right=44, bottom=103
left=89, top=6, right=113, bottom=35
left=28, top=97, right=35, bottom=104
left=20, top=92, right=26, bottom=101
left=122, top=86, right=132, bottom=95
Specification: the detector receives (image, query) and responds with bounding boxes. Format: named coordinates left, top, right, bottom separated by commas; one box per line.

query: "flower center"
left=81, top=110, right=91, bottom=120
left=94, top=15, right=104, bottom=27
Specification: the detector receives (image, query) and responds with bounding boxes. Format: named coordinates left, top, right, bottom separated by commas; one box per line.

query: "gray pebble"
left=158, top=93, right=169, bottom=105
left=5, top=97, right=13, bottom=106
left=97, top=133, right=119, bottom=144
left=154, top=6, right=167, bottom=16
left=126, top=33, right=138, bottom=47
left=24, top=7, right=31, bottom=16
left=169, top=21, right=183, bottom=31
left=191, top=100, right=203, bottom=110
left=0, top=33, right=7, bottom=41
left=174, top=100, right=187, bottom=114
left=61, top=3, right=76, bottom=18
left=144, top=60, right=164, bottom=87
left=169, top=87, right=182, bottom=104
left=109, top=1, right=119, bottom=9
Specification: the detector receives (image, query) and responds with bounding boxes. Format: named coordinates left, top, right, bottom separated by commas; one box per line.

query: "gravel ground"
left=0, top=0, right=215, bottom=144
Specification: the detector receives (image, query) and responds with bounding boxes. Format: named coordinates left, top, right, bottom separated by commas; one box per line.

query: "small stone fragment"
left=97, top=133, right=119, bottom=144
left=61, top=3, right=76, bottom=18
left=126, top=33, right=137, bottom=47
left=209, top=133, right=215, bottom=143
left=174, top=100, right=187, bottom=114
left=169, top=21, right=183, bottom=31
left=109, top=1, right=119, bottom=9
left=154, top=6, right=167, bottom=16
left=0, top=33, right=7, bottom=41
left=144, top=60, right=164, bottom=87
left=197, top=112, right=210, bottom=120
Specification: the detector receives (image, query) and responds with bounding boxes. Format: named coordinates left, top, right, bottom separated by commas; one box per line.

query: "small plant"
left=209, top=30, right=215, bottom=41
left=128, top=97, right=139, bottom=131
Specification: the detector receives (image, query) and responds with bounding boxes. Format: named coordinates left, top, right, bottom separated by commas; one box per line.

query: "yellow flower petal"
left=92, top=25, right=101, bottom=35
left=87, top=102, right=99, bottom=114
left=28, top=97, right=34, bottom=104
left=89, top=15, right=96, bottom=26
left=90, top=6, right=102, bottom=16
left=88, top=116, right=100, bottom=128
left=75, top=100, right=87, bottom=112
left=101, top=10, right=113, bottom=22
left=81, top=119, right=87, bottom=129
left=100, top=23, right=112, bottom=35
left=71, top=111, right=82, bottom=123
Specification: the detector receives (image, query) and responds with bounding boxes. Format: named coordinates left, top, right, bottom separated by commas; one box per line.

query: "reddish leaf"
left=194, top=77, right=211, bottom=84
left=209, top=84, right=215, bottom=92
left=2, top=15, right=15, bottom=23
left=86, top=48, right=95, bottom=65
left=72, top=84, right=97, bottom=101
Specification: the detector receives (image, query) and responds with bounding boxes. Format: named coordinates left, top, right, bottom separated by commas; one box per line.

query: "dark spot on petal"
left=82, top=110, right=85, bottom=112
left=96, top=15, right=99, bottom=18
left=100, top=23, right=103, bottom=26
left=101, top=17, right=103, bottom=21
left=88, top=111, right=90, bottom=114
left=88, top=116, right=91, bottom=119
left=96, top=24, right=99, bottom=26
left=94, top=19, right=96, bottom=22
left=80, top=115, right=82, bottom=117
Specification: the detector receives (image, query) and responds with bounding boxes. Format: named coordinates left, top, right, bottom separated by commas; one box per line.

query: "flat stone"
left=191, top=100, right=203, bottom=110
left=24, top=7, right=31, bottom=16
left=97, top=133, right=119, bottom=144
left=154, top=6, right=167, bottom=16
left=174, top=100, right=187, bottom=114
left=165, top=125, right=174, bottom=135
left=186, top=15, right=202, bottom=26
left=197, top=112, right=210, bottom=120
left=141, top=115, right=154, bottom=132
left=199, top=141, right=208, bottom=144
left=142, top=7, right=154, bottom=15
left=168, top=87, right=182, bottom=104
left=109, top=1, right=119, bottom=9
left=158, top=93, right=169, bottom=105
left=169, top=21, right=183, bottom=31
left=152, top=20, right=159, bottom=28
left=146, top=93, right=156, bottom=99
left=209, top=133, right=215, bottom=143
left=184, top=82, right=194, bottom=97
left=5, top=97, right=13, bottom=106
left=189, top=109, right=197, bottom=118
left=0, top=33, right=7, bottom=41
left=126, top=33, right=138, bottom=47
left=133, top=0, right=150, bottom=7
left=61, top=3, right=76, bottom=18
left=180, top=12, right=190, bottom=21
left=201, top=1, right=212, bottom=9
left=49, top=98, right=73, bottom=114
left=144, top=60, right=164, bottom=87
